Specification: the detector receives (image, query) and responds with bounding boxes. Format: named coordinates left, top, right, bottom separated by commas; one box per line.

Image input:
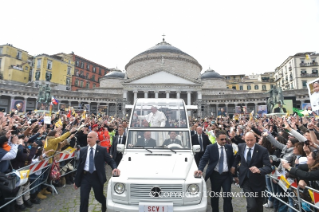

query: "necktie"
left=219, top=146, right=224, bottom=174
left=119, top=136, right=122, bottom=144
left=246, top=148, right=252, bottom=178
left=199, top=136, right=203, bottom=152
left=89, top=147, right=94, bottom=174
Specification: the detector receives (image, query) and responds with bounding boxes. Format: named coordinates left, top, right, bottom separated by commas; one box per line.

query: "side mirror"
left=117, top=144, right=125, bottom=153
left=192, top=145, right=200, bottom=153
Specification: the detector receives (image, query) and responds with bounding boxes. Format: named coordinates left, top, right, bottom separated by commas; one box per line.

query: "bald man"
left=231, top=132, right=271, bottom=212
left=74, top=131, right=120, bottom=212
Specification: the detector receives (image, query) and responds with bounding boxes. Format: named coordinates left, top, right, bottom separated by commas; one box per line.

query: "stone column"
left=123, top=90, right=128, bottom=99
left=9, top=96, right=15, bottom=111
left=225, top=103, right=228, bottom=115
left=24, top=97, right=27, bottom=112
left=176, top=91, right=181, bottom=99
left=300, top=100, right=305, bottom=109
left=197, top=91, right=202, bottom=100
left=166, top=91, right=170, bottom=99
left=133, top=91, right=138, bottom=102
left=216, top=104, right=218, bottom=117
left=187, top=91, right=191, bottom=105
left=155, top=91, right=159, bottom=99
left=68, top=101, right=71, bottom=108
left=144, top=91, right=148, bottom=98
left=35, top=98, right=38, bottom=110
left=255, top=104, right=258, bottom=115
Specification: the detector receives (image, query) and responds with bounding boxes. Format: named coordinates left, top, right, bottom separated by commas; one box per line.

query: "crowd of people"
left=1, top=108, right=319, bottom=212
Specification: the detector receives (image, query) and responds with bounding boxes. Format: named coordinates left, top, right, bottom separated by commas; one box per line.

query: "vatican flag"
left=306, top=54, right=311, bottom=61
left=82, top=110, right=86, bottom=119
left=55, top=118, right=63, bottom=128
left=44, top=138, right=48, bottom=148
left=249, top=110, right=254, bottom=121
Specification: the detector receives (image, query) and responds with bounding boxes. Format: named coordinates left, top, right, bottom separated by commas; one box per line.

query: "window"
left=302, top=80, right=307, bottom=88
left=0, top=47, right=2, bottom=54
left=92, top=75, right=95, bottom=81
left=16, top=51, right=22, bottom=59
left=271, top=84, right=274, bottom=89
left=301, top=69, right=307, bottom=75
left=86, top=82, right=90, bottom=88
left=81, top=62, right=84, bottom=68
left=247, top=85, right=251, bottom=90
left=75, top=69, right=79, bottom=76
left=262, top=85, right=266, bottom=90
left=104, top=70, right=107, bottom=75
left=75, top=79, right=79, bottom=86
left=290, top=84, right=293, bottom=89
left=232, top=86, right=236, bottom=90
left=66, top=78, right=70, bottom=85
left=47, top=60, right=52, bottom=70
left=25, top=66, right=28, bottom=70
left=76, top=61, right=79, bottom=66
left=80, top=81, right=83, bottom=87
left=301, top=58, right=305, bottom=63
left=0, top=58, right=2, bottom=68
left=99, top=68, right=101, bottom=75
left=254, top=85, right=259, bottom=90
left=67, top=66, right=71, bottom=75
left=87, top=64, right=90, bottom=70
left=37, top=59, right=42, bottom=68
left=80, top=71, right=84, bottom=77
left=45, top=71, right=52, bottom=82
left=240, top=85, right=243, bottom=90
left=93, top=67, right=96, bottom=73
left=93, top=84, right=96, bottom=88
left=312, top=70, right=318, bottom=74
left=86, top=73, right=89, bottom=79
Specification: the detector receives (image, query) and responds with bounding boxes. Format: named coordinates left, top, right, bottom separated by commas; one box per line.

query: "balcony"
left=73, top=74, right=99, bottom=82
left=9, top=65, right=23, bottom=71
left=300, top=73, right=318, bottom=78
left=300, top=62, right=318, bottom=67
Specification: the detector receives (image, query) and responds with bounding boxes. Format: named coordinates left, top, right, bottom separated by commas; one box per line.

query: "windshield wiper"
left=160, top=145, right=176, bottom=154
left=134, top=146, right=153, bottom=153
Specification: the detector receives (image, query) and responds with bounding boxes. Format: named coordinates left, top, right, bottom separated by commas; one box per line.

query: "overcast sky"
left=2, top=0, right=319, bottom=75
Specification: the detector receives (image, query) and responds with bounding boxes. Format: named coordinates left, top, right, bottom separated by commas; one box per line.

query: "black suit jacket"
left=75, top=145, right=117, bottom=187
left=136, top=138, right=156, bottom=147
left=162, top=138, right=182, bottom=146
left=199, top=143, right=234, bottom=181
left=233, top=143, right=272, bottom=192
left=191, top=130, right=197, bottom=136
left=110, top=135, right=126, bottom=160
left=191, top=134, right=210, bottom=151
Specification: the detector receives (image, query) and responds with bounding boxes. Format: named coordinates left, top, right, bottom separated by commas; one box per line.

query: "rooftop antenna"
left=162, top=34, right=165, bottom=42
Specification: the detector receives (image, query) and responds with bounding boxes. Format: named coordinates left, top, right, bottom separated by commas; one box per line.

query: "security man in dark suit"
left=74, top=131, right=120, bottom=212
left=195, top=130, right=234, bottom=212
left=231, top=132, right=272, bottom=212
left=110, top=126, right=126, bottom=166
left=162, top=131, right=182, bottom=146
left=135, top=131, right=156, bottom=147
left=192, top=126, right=210, bottom=166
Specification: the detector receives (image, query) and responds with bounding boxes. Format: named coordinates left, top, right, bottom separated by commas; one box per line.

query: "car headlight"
left=114, top=183, right=125, bottom=194
left=187, top=184, right=199, bottom=194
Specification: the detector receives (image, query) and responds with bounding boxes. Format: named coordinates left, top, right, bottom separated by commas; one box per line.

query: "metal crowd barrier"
left=266, top=175, right=319, bottom=212
left=0, top=148, right=78, bottom=210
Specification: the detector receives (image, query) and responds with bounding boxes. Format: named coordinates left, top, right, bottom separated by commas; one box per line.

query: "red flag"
left=67, top=109, right=71, bottom=118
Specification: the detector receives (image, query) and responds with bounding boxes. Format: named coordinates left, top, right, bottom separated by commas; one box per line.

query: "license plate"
left=139, top=202, right=173, bottom=212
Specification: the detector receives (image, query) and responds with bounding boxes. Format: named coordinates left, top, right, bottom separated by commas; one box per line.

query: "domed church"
left=93, top=38, right=234, bottom=116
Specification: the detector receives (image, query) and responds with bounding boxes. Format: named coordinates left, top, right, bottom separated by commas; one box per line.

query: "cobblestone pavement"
left=23, top=166, right=273, bottom=212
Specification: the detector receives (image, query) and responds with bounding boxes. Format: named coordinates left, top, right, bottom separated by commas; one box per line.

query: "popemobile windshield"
left=107, top=98, right=207, bottom=212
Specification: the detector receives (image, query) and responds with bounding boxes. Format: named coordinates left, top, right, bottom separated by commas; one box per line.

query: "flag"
left=51, top=96, right=59, bottom=105
left=55, top=118, right=62, bottom=128
left=44, top=138, right=48, bottom=148
left=82, top=110, right=86, bottom=119
left=249, top=110, right=254, bottom=121
left=306, top=54, right=311, bottom=61
left=293, top=107, right=303, bottom=116
left=67, top=109, right=72, bottom=118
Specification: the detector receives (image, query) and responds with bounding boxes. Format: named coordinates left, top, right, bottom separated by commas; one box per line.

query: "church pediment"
left=125, top=70, right=198, bottom=84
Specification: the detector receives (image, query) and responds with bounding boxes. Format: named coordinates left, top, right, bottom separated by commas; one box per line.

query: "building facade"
left=0, top=44, right=33, bottom=84
left=32, top=53, right=74, bottom=90
left=72, top=54, right=109, bottom=91
left=274, top=52, right=319, bottom=90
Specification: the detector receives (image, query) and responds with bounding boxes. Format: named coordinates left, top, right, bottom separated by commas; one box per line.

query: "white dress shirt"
left=244, top=145, right=255, bottom=162
left=84, top=144, right=96, bottom=172
left=214, top=143, right=228, bottom=173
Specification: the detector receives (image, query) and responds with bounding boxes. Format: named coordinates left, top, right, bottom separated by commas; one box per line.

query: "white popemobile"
left=107, top=98, right=207, bottom=212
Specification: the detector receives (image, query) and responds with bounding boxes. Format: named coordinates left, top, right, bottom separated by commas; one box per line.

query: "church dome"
left=201, top=68, right=224, bottom=79
left=125, top=39, right=202, bottom=80
left=103, top=69, right=125, bottom=79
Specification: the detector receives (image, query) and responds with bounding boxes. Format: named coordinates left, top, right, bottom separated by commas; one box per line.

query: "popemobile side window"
left=130, top=99, right=187, bottom=128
